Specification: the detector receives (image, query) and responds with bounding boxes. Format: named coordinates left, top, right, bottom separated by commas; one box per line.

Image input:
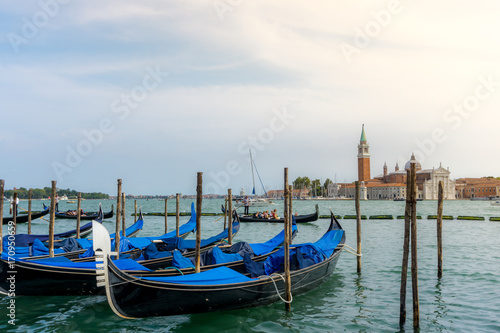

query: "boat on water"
left=0, top=209, right=239, bottom=296
left=2, top=206, right=105, bottom=256
left=3, top=207, right=144, bottom=260
left=224, top=204, right=319, bottom=223
left=94, top=212, right=345, bottom=318
left=235, top=149, right=274, bottom=207
left=491, top=201, right=500, bottom=206
left=55, top=205, right=114, bottom=220
left=235, top=197, right=274, bottom=207
left=2, top=204, right=50, bottom=224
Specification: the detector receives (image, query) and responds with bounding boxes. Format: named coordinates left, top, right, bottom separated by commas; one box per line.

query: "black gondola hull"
left=2, top=207, right=50, bottom=224
left=54, top=210, right=113, bottom=220
left=106, top=249, right=342, bottom=317
left=0, top=258, right=102, bottom=296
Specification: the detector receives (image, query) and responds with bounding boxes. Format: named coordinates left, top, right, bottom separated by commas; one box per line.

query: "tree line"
left=293, top=177, right=334, bottom=197
left=3, top=187, right=109, bottom=200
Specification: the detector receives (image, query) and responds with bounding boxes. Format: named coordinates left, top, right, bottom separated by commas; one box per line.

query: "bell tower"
left=357, top=124, right=371, bottom=182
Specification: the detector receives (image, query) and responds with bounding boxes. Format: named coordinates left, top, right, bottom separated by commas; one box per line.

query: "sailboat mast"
left=249, top=149, right=256, bottom=195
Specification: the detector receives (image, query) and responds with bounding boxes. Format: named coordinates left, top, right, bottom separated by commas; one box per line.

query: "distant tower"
left=383, top=162, right=388, bottom=177
left=357, top=124, right=371, bottom=182
left=395, top=163, right=400, bottom=171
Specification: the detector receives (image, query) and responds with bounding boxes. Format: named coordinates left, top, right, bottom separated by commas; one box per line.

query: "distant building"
left=357, top=124, right=371, bottom=182
left=339, top=126, right=456, bottom=200
left=455, top=178, right=500, bottom=199
left=267, top=189, right=310, bottom=198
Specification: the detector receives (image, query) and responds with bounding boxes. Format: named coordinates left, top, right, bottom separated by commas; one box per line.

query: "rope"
left=162, top=267, right=184, bottom=275
left=338, top=244, right=362, bottom=257
left=268, top=273, right=293, bottom=304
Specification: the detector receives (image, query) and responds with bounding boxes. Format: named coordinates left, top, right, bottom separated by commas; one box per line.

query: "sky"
left=1, top=1, right=499, bottom=195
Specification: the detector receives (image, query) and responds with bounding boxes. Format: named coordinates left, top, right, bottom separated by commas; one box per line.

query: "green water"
left=1, top=199, right=500, bottom=332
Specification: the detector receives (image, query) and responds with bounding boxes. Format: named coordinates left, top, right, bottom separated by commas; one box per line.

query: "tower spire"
left=357, top=124, right=371, bottom=182
left=360, top=124, right=367, bottom=143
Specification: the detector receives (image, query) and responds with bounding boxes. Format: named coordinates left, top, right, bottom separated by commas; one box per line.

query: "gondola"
left=95, top=212, right=345, bottom=318
left=120, top=218, right=241, bottom=270
left=55, top=205, right=114, bottom=220
left=223, top=204, right=319, bottom=223
left=1, top=205, right=105, bottom=257
left=138, top=218, right=298, bottom=276
left=3, top=206, right=142, bottom=260
left=2, top=204, right=50, bottom=224
left=0, top=209, right=239, bottom=296
left=20, top=203, right=197, bottom=262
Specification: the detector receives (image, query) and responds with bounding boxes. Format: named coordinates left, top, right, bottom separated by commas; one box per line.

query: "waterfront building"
left=339, top=126, right=456, bottom=200
left=455, top=177, right=500, bottom=199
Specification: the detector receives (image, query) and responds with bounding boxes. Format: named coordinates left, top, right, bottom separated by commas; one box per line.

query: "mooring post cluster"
left=399, top=163, right=419, bottom=328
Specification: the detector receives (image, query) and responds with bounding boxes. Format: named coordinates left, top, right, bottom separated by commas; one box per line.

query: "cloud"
left=1, top=1, right=500, bottom=194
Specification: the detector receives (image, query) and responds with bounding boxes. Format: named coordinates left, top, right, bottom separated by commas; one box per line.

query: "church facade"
left=340, top=126, right=456, bottom=200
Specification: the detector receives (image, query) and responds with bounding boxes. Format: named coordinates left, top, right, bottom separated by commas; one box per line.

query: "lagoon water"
left=1, top=198, right=500, bottom=332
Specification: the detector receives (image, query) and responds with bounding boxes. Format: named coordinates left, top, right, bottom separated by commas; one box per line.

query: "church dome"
left=405, top=153, right=422, bottom=171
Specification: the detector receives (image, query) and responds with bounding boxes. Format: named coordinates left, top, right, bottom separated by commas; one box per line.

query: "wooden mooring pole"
left=284, top=167, right=292, bottom=311
left=12, top=192, right=17, bottom=235
left=122, top=193, right=126, bottom=237
left=27, top=188, right=32, bottom=235
left=0, top=180, right=4, bottom=254
left=134, top=200, right=137, bottom=223
left=410, top=163, right=420, bottom=328
left=164, top=198, right=168, bottom=234
left=437, top=181, right=444, bottom=278
left=176, top=193, right=180, bottom=237
left=223, top=198, right=228, bottom=230
left=228, top=189, right=233, bottom=245
left=355, top=181, right=362, bottom=273
left=115, top=179, right=122, bottom=259
left=49, top=182, right=56, bottom=257
left=288, top=185, right=293, bottom=244
left=195, top=172, right=203, bottom=273
left=76, top=193, right=82, bottom=239
left=400, top=168, right=412, bottom=327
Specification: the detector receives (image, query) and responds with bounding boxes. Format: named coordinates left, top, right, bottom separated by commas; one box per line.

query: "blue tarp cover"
left=140, top=266, right=252, bottom=285
left=31, top=239, right=68, bottom=257
left=110, top=218, right=144, bottom=239
left=105, top=202, right=197, bottom=250
left=76, top=238, right=93, bottom=248
left=245, top=229, right=344, bottom=277
left=211, top=246, right=243, bottom=264
left=171, top=250, right=195, bottom=269
left=113, top=259, right=151, bottom=271
left=172, top=220, right=240, bottom=250
left=142, top=242, right=173, bottom=260
left=14, top=257, right=151, bottom=271
left=250, top=222, right=298, bottom=256
left=1, top=221, right=95, bottom=248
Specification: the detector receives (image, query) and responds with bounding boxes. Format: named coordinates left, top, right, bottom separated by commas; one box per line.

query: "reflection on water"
left=429, top=279, right=448, bottom=332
